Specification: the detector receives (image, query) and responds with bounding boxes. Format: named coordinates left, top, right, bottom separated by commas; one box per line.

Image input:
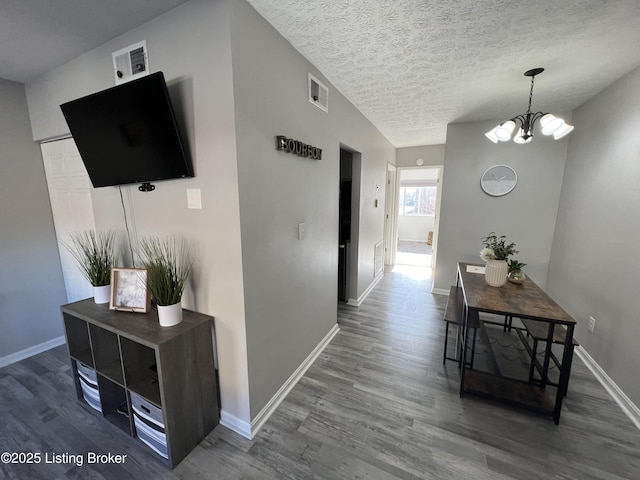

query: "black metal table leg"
left=553, top=324, right=576, bottom=424
left=540, top=323, right=555, bottom=388
left=529, top=338, right=538, bottom=383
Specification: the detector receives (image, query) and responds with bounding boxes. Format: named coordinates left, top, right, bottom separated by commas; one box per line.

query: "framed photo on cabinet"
left=110, top=268, right=150, bottom=313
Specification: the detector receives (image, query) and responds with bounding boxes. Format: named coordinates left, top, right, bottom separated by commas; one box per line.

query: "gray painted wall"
left=396, top=144, right=445, bottom=168
left=23, top=0, right=394, bottom=425
left=546, top=65, right=640, bottom=405
left=0, top=78, right=67, bottom=359
left=230, top=1, right=395, bottom=416
left=435, top=118, right=570, bottom=292
left=25, top=0, right=251, bottom=425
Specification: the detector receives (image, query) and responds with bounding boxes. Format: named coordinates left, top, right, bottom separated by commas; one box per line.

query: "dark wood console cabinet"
left=61, top=298, right=219, bottom=468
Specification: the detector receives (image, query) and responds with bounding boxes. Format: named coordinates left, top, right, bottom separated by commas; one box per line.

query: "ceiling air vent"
left=308, top=73, right=328, bottom=112
left=112, top=40, right=149, bottom=85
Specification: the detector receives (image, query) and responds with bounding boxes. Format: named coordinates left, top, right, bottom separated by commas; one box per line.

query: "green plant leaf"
left=480, top=232, right=518, bottom=261
left=62, top=230, right=117, bottom=286
left=138, top=236, right=193, bottom=306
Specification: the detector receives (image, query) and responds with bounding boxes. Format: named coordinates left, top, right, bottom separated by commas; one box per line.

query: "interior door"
left=383, top=164, right=397, bottom=266
left=40, top=138, right=96, bottom=302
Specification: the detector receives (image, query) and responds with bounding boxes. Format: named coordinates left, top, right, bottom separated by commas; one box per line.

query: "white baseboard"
left=0, top=336, right=66, bottom=369
left=431, top=287, right=449, bottom=296
left=575, top=346, right=640, bottom=431
left=347, top=273, right=384, bottom=306
left=219, top=410, right=252, bottom=440
left=248, top=323, right=340, bottom=439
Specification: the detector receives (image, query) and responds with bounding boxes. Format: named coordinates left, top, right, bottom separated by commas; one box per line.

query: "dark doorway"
left=338, top=149, right=353, bottom=302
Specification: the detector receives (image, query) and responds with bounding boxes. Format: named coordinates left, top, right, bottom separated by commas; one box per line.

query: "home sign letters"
left=275, top=135, right=322, bottom=160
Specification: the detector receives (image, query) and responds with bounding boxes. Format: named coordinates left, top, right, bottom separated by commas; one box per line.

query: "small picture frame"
left=110, top=268, right=150, bottom=313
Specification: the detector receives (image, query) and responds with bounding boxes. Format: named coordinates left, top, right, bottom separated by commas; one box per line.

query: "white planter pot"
left=485, top=260, right=508, bottom=287
left=157, top=302, right=183, bottom=327
left=93, top=285, right=111, bottom=304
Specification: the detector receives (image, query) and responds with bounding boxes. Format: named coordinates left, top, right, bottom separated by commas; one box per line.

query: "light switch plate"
left=298, top=222, right=307, bottom=240
left=187, top=188, right=202, bottom=209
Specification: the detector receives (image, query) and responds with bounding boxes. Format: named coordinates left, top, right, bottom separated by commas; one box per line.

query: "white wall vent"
left=308, top=73, right=328, bottom=112
left=374, top=240, right=384, bottom=277
left=112, top=40, right=149, bottom=84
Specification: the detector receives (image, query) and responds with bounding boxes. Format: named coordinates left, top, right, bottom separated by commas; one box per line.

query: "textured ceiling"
left=0, top=0, right=189, bottom=83
left=2, top=1, right=640, bottom=147
left=246, top=0, right=640, bottom=146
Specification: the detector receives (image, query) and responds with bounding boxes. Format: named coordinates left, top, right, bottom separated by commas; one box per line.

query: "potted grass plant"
left=139, top=236, right=193, bottom=327
left=64, top=230, right=117, bottom=304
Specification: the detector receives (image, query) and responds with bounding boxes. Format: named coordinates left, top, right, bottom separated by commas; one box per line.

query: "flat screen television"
left=60, top=71, right=193, bottom=189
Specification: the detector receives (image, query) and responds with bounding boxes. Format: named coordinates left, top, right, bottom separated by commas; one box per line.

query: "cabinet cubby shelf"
left=62, top=298, right=219, bottom=468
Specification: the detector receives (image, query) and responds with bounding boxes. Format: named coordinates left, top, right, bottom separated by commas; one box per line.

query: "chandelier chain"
left=527, top=75, right=535, bottom=115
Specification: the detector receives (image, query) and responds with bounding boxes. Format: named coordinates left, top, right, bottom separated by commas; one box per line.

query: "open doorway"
left=338, top=147, right=361, bottom=303
left=395, top=167, right=441, bottom=268
left=338, top=149, right=352, bottom=302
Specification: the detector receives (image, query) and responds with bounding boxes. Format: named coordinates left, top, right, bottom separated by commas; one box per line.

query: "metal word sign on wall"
left=275, top=135, right=322, bottom=160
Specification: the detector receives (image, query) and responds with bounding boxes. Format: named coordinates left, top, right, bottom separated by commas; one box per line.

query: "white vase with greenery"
left=480, top=232, right=518, bottom=287
left=63, top=230, right=117, bottom=303
left=139, top=236, right=193, bottom=327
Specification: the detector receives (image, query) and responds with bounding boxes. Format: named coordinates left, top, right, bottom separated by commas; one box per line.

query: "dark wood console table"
left=456, top=262, right=576, bottom=424
left=61, top=298, right=219, bottom=468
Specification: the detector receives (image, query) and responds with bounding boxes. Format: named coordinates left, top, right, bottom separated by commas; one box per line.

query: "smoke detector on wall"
left=308, top=73, right=328, bottom=112
left=112, top=40, right=149, bottom=84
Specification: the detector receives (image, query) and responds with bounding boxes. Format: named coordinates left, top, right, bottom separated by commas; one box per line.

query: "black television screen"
left=60, top=71, right=192, bottom=188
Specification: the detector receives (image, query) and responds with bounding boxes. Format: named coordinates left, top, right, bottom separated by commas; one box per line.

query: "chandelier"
left=485, top=68, right=574, bottom=144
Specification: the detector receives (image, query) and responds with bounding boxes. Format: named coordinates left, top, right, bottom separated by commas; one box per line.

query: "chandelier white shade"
left=485, top=68, right=573, bottom=144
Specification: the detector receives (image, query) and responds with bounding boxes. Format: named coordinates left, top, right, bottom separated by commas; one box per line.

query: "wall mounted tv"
left=60, top=71, right=193, bottom=190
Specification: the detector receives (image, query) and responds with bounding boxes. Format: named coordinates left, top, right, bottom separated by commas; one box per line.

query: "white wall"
left=546, top=65, right=640, bottom=406
left=435, top=118, right=570, bottom=292
left=0, top=78, right=67, bottom=362
left=25, top=0, right=251, bottom=426
left=397, top=215, right=434, bottom=242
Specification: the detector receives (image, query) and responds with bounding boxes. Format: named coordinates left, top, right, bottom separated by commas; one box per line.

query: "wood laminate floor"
left=2, top=265, right=639, bottom=479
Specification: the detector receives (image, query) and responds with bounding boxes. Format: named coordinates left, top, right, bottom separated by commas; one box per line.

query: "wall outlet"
left=588, top=316, right=596, bottom=333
